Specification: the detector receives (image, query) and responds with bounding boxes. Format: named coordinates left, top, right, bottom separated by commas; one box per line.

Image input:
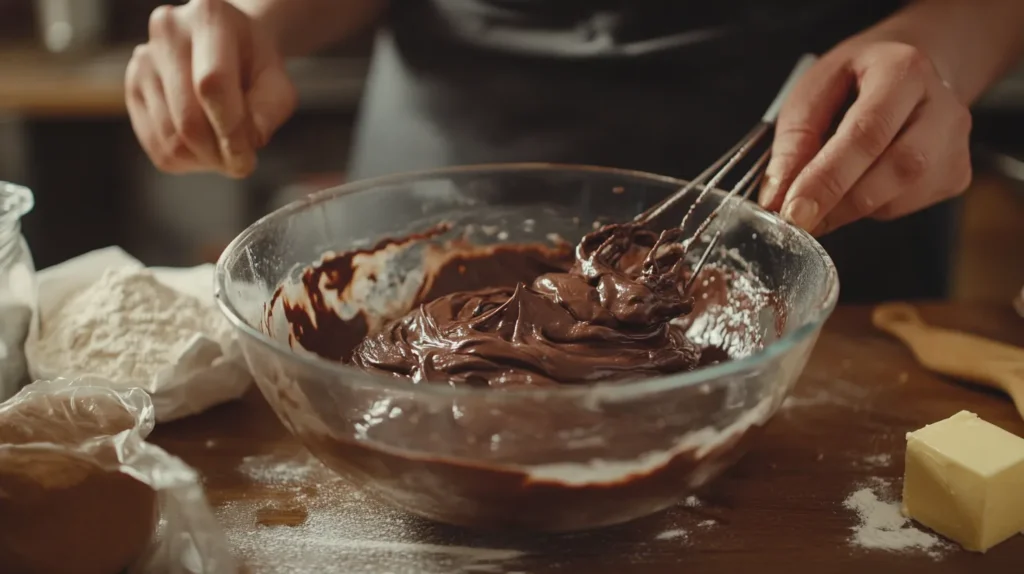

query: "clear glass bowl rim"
left=214, top=163, right=840, bottom=400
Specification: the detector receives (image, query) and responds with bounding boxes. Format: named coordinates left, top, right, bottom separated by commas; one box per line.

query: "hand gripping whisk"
left=635, top=54, right=819, bottom=293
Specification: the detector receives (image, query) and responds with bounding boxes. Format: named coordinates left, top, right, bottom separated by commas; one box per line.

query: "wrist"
left=852, top=0, right=1024, bottom=104
left=851, top=10, right=958, bottom=96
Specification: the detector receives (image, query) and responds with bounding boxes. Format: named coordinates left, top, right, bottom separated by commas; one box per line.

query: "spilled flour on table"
left=238, top=453, right=317, bottom=485
left=655, top=529, right=688, bottom=541
left=780, top=378, right=869, bottom=412
left=860, top=453, right=892, bottom=468
left=842, top=478, right=947, bottom=559
left=218, top=451, right=527, bottom=574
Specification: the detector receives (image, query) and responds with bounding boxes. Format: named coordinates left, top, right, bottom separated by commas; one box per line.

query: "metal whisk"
left=636, top=54, right=819, bottom=293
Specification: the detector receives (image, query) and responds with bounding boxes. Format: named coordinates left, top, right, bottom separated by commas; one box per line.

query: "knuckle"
left=849, top=113, right=895, bottom=157
left=166, top=135, right=192, bottom=161
left=176, top=105, right=209, bottom=143
left=148, top=5, right=177, bottom=38
left=191, top=0, right=228, bottom=21
left=892, top=44, right=933, bottom=80
left=150, top=148, right=177, bottom=171
left=130, top=43, right=150, bottom=62
left=775, top=124, right=821, bottom=146
left=195, top=69, right=227, bottom=101
left=889, top=144, right=929, bottom=184
left=127, top=45, right=152, bottom=74
left=124, top=49, right=150, bottom=101
left=772, top=125, right=820, bottom=159
left=954, top=106, right=973, bottom=136
left=849, top=191, right=880, bottom=218
left=807, top=165, right=847, bottom=204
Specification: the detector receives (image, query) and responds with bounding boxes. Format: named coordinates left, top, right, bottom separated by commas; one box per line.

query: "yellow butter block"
left=902, top=410, right=1024, bottom=552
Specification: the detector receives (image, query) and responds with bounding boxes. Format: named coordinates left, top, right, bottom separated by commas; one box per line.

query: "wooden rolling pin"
left=873, top=302, right=1024, bottom=422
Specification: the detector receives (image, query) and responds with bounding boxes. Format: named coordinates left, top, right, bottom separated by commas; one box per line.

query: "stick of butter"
left=902, top=410, right=1024, bottom=552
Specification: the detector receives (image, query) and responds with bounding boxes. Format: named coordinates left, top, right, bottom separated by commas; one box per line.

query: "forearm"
left=230, top=0, right=388, bottom=57
left=860, top=0, right=1024, bottom=104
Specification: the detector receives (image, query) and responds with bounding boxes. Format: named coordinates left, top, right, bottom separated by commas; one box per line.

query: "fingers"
left=872, top=105, right=973, bottom=221
left=190, top=0, right=258, bottom=177
left=125, top=47, right=160, bottom=161
left=813, top=103, right=934, bottom=235
left=779, top=46, right=930, bottom=231
left=812, top=91, right=973, bottom=235
left=126, top=0, right=294, bottom=178
left=126, top=45, right=203, bottom=173
left=247, top=63, right=298, bottom=146
left=148, top=6, right=221, bottom=167
left=760, top=56, right=853, bottom=212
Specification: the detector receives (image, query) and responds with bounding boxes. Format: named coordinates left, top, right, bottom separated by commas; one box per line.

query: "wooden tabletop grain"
left=150, top=303, right=1024, bottom=574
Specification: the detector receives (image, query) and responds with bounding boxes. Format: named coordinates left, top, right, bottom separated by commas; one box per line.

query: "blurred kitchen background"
left=0, top=0, right=1022, bottom=304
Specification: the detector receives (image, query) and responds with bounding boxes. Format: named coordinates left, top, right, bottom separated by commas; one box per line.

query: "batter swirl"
left=352, top=223, right=704, bottom=387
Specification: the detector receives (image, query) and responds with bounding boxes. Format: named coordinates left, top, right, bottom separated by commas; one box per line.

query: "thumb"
left=246, top=62, right=297, bottom=147
left=760, top=57, right=851, bottom=212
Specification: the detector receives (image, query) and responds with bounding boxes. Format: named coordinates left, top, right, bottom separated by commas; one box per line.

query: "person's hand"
left=125, top=0, right=297, bottom=178
left=759, top=40, right=973, bottom=235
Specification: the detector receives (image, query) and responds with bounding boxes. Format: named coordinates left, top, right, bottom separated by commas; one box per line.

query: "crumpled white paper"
left=23, top=246, right=252, bottom=422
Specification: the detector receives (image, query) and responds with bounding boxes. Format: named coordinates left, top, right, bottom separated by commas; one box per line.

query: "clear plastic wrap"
left=0, top=377, right=238, bottom=574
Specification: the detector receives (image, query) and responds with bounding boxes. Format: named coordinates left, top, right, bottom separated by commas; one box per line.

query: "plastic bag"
left=0, top=377, right=238, bottom=574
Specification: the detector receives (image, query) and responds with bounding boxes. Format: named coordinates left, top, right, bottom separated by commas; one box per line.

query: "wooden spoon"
left=872, top=302, right=1024, bottom=422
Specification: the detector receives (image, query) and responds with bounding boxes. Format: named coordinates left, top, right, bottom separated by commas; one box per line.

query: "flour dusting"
left=219, top=451, right=526, bottom=574
left=861, top=453, right=892, bottom=468
left=238, top=453, right=316, bottom=485
left=842, top=479, right=946, bottom=558
left=655, top=529, right=688, bottom=541
left=780, top=379, right=869, bottom=411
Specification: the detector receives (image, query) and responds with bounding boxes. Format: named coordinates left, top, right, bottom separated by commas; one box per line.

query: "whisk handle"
left=761, top=53, right=819, bottom=124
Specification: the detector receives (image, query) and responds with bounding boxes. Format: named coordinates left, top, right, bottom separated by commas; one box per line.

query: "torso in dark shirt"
left=347, top=0, right=959, bottom=302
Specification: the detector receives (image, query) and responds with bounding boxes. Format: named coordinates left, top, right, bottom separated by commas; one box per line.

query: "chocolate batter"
left=351, top=223, right=715, bottom=386
left=271, top=221, right=737, bottom=385
left=262, top=219, right=781, bottom=531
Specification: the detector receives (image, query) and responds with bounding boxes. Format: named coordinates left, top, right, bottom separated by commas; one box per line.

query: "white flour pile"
left=29, top=267, right=229, bottom=383
left=842, top=479, right=946, bottom=558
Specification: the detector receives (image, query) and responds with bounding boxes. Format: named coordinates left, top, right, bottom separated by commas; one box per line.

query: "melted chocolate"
left=351, top=223, right=706, bottom=386
left=260, top=219, right=783, bottom=531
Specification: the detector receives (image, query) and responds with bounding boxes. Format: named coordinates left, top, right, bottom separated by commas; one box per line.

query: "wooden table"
left=151, top=303, right=1024, bottom=573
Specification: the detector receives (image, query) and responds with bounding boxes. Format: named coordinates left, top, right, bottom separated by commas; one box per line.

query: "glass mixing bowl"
left=215, top=164, right=839, bottom=532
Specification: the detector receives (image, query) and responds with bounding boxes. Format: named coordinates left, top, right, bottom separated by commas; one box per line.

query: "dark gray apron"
left=347, top=0, right=958, bottom=302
